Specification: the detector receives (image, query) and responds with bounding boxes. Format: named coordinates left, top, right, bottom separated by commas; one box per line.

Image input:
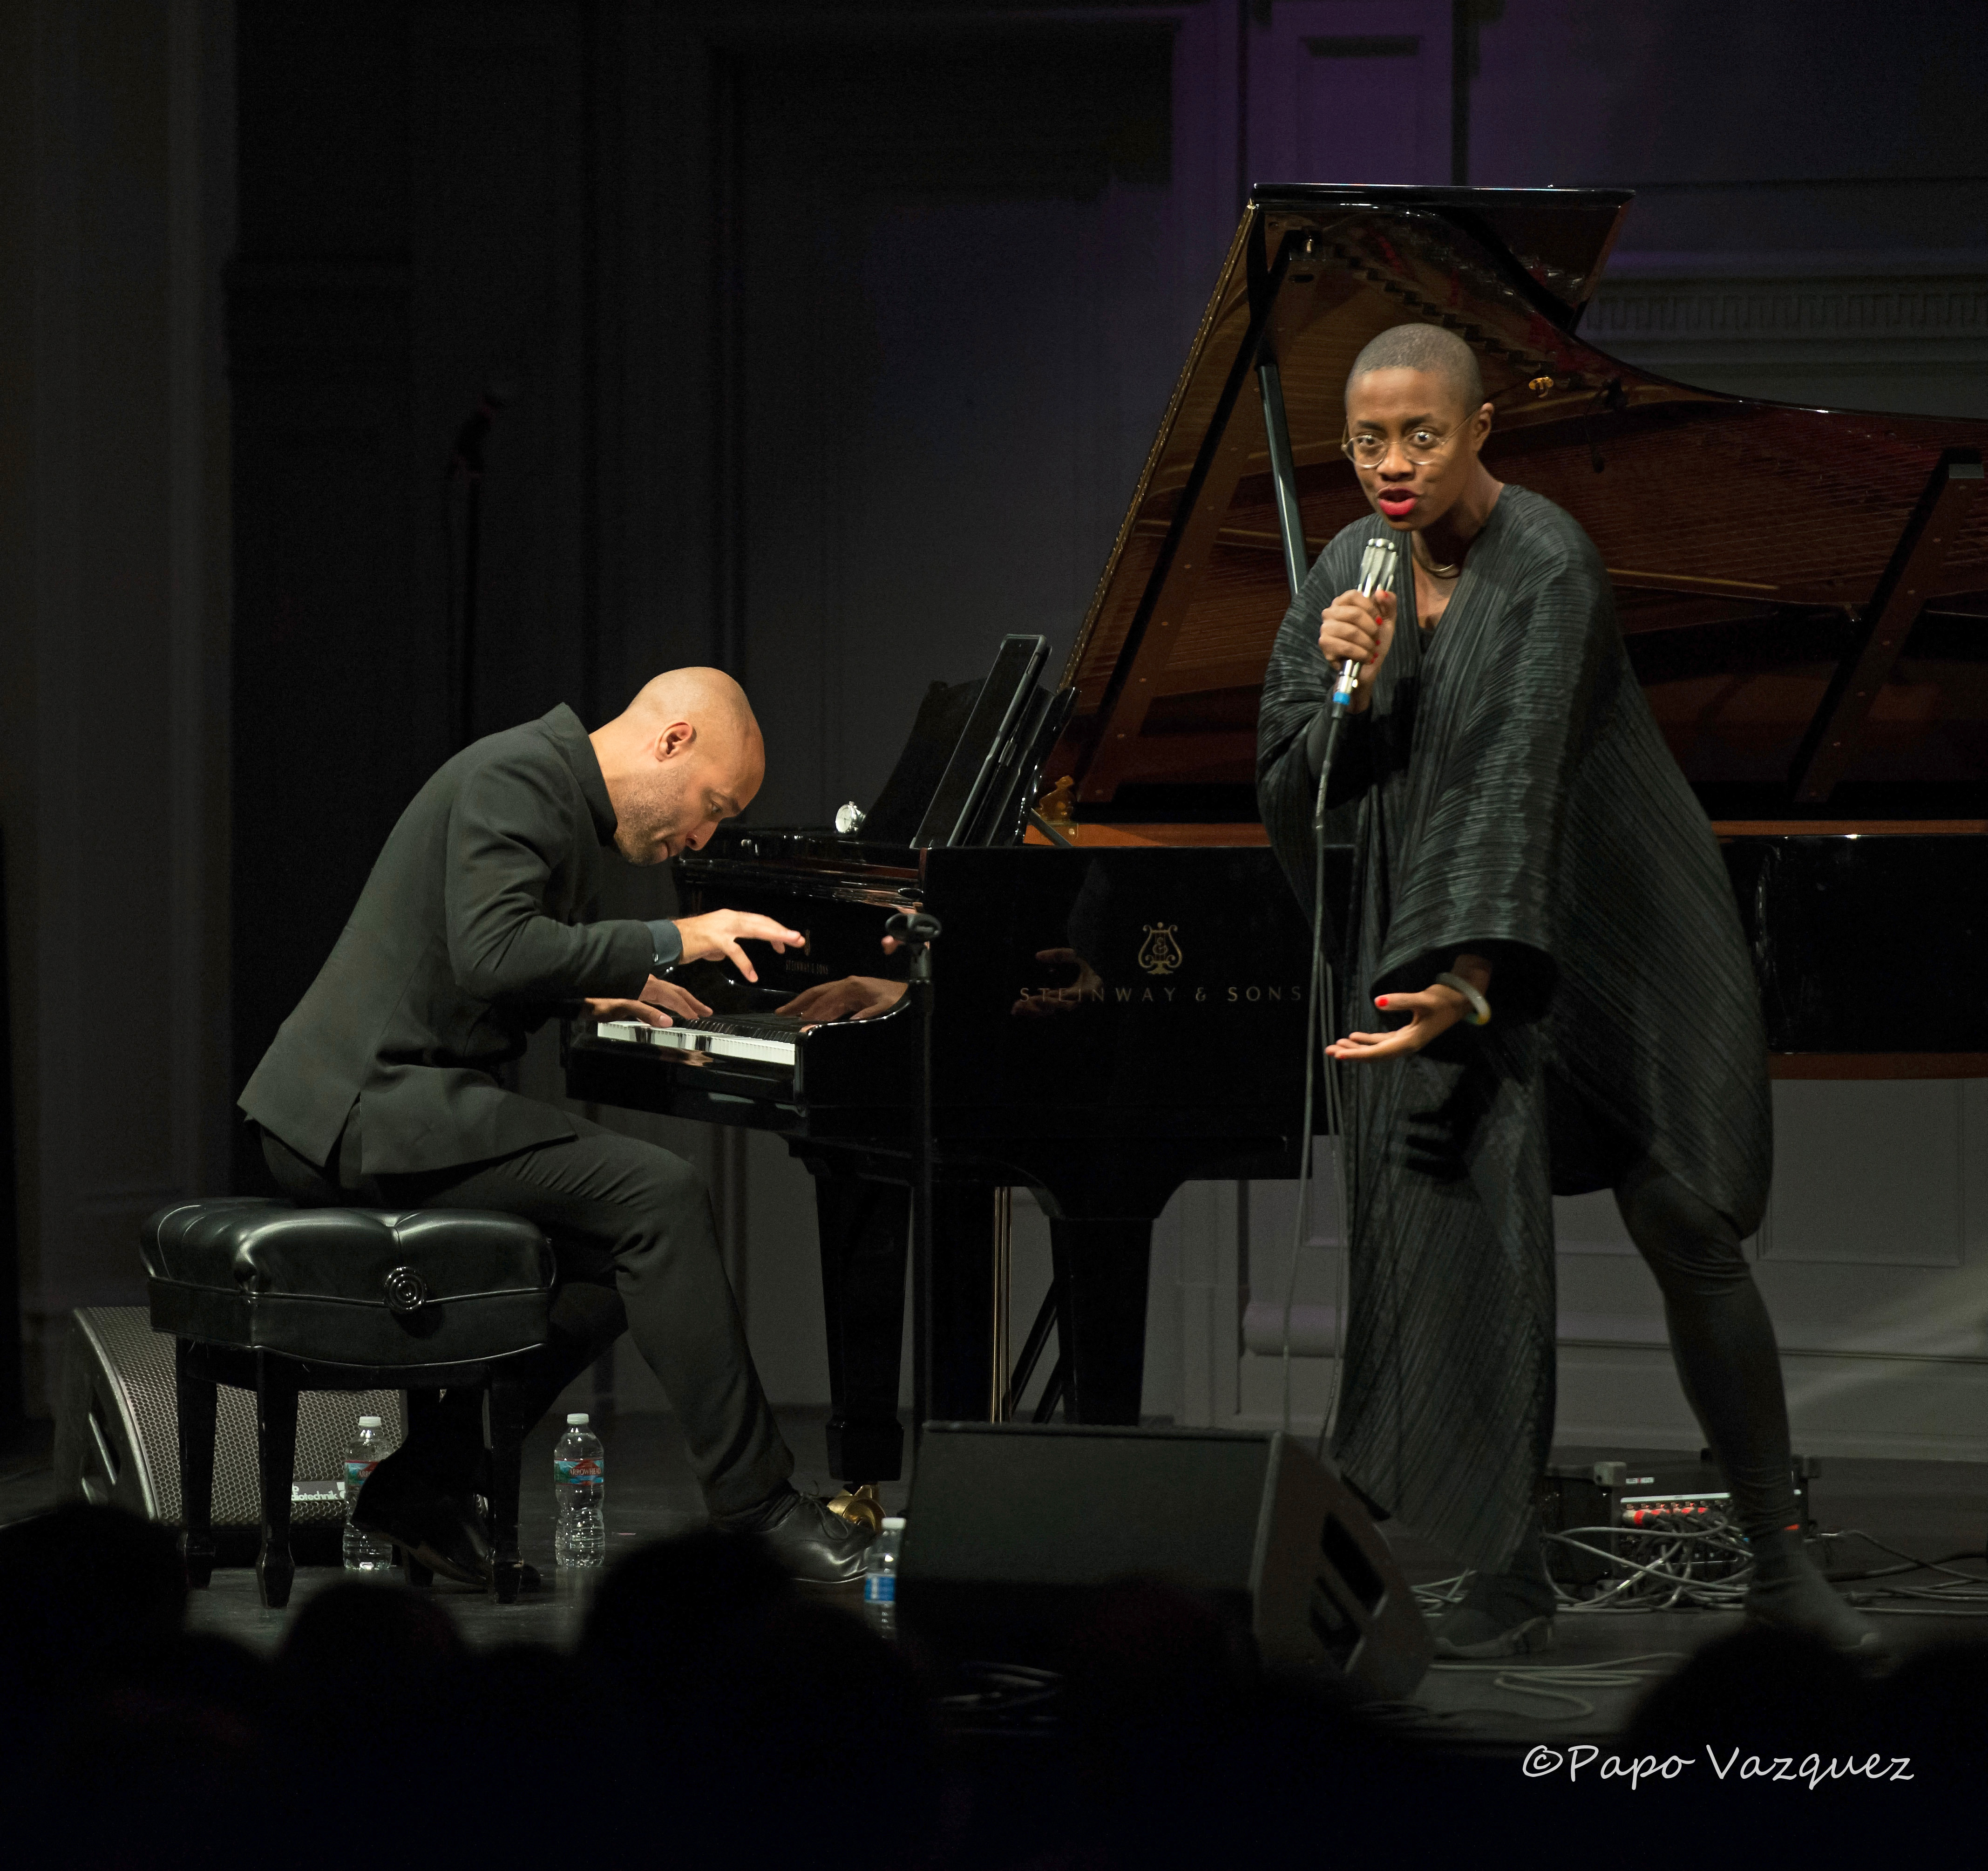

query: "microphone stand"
left=885, top=909, right=943, bottom=1450
left=1283, top=536, right=1394, bottom=1439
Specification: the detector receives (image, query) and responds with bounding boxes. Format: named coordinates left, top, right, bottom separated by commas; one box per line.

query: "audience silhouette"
left=0, top=1502, right=1976, bottom=1864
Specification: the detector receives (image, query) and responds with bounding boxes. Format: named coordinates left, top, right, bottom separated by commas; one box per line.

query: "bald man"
left=243, top=674, right=874, bottom=1584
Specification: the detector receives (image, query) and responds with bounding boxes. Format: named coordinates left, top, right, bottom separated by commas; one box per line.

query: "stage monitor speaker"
left=900, top=1422, right=1432, bottom=1702
left=52, top=1307, right=404, bottom=1560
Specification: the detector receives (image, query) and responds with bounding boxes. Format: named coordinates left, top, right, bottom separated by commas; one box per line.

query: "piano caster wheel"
left=826, top=1483, right=884, bottom=1534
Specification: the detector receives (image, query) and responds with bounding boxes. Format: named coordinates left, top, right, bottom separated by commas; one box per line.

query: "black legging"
left=1612, top=1156, right=1797, bottom=1538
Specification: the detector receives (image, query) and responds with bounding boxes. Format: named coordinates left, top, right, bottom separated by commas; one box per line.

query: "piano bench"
left=140, top=1198, right=556, bottom=1611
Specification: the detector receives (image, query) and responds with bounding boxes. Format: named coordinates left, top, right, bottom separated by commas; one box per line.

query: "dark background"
left=6, top=0, right=1988, bottom=1422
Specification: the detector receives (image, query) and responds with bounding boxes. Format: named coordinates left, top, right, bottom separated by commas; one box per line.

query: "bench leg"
left=174, top=1340, right=218, bottom=1589
left=486, top=1381, right=528, bottom=1604
left=253, top=1351, right=299, bottom=1610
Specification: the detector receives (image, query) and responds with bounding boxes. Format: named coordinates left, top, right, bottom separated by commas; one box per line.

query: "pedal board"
left=1538, top=1452, right=1819, bottom=1587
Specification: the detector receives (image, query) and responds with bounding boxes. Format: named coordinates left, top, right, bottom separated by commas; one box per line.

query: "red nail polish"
left=1376, top=996, right=1389, bottom=1007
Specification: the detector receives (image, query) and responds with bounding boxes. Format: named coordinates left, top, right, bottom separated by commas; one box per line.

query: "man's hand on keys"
left=584, top=975, right=714, bottom=1029
left=672, top=910, right=805, bottom=983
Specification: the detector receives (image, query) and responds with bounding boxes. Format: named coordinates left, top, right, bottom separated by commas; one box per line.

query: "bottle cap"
left=881, top=1517, right=906, bottom=1531
left=567, top=1413, right=589, bottom=1425
left=357, top=1415, right=382, bottom=1429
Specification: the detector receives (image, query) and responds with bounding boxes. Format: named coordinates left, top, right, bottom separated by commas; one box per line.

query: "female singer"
left=1256, top=322, right=1876, bottom=1659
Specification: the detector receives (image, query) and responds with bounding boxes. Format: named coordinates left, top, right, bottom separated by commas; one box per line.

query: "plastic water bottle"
left=554, top=1413, right=606, bottom=1569
left=864, top=1517, right=905, bottom=1639
left=341, top=1415, right=395, bottom=1571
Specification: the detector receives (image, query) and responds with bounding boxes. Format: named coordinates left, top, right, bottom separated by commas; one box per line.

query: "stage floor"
left=3, top=1412, right=1983, bottom=1752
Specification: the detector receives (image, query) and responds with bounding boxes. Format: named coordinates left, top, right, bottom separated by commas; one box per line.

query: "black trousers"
left=261, top=1110, right=791, bottom=1517
left=1611, top=1156, right=1798, bottom=1540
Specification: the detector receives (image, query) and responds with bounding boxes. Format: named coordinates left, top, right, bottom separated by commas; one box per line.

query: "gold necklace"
left=1414, top=541, right=1462, bottom=579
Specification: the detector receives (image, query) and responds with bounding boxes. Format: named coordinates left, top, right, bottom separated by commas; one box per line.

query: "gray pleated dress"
left=1256, top=484, right=1771, bottom=1568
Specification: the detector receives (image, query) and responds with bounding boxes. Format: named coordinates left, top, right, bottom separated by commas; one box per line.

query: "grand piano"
left=566, top=183, right=1988, bottom=1483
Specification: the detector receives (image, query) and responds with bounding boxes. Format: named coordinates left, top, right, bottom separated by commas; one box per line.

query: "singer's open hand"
left=1327, top=953, right=1492, bottom=1064
left=1317, top=588, right=1397, bottom=714
left=1327, top=987, right=1466, bottom=1061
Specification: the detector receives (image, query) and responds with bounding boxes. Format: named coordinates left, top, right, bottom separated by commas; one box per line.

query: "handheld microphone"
left=1332, top=535, right=1397, bottom=712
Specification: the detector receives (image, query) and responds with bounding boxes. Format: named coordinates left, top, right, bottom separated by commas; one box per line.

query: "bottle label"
left=343, top=1459, right=377, bottom=1496
left=864, top=1574, right=895, bottom=1604
left=556, top=1458, right=604, bottom=1490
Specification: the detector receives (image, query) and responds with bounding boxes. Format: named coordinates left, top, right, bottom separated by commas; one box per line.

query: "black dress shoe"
left=714, top=1486, right=875, bottom=1585
left=352, top=1456, right=493, bottom=1587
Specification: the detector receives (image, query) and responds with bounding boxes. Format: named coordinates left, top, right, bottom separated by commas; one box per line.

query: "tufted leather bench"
left=142, top=1198, right=556, bottom=1608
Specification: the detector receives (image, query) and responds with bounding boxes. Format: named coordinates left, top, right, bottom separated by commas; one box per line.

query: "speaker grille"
left=65, top=1308, right=404, bottom=1527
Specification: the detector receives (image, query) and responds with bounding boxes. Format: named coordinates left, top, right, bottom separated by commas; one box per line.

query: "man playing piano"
left=1257, top=324, right=1878, bottom=1658
left=243, top=668, right=875, bottom=1584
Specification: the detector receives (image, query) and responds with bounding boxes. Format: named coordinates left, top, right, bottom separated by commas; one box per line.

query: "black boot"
left=351, top=1388, right=491, bottom=1585
left=1435, top=1540, right=1557, bottom=1660
left=1745, top=1529, right=1885, bottom=1659
left=352, top=1457, right=493, bottom=1585
left=712, top=1484, right=875, bottom=1585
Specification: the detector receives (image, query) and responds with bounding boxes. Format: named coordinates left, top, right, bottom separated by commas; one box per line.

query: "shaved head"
left=1347, top=322, right=1485, bottom=419
left=623, top=666, right=757, bottom=745
left=1341, top=322, right=1501, bottom=542
left=590, top=667, right=764, bottom=864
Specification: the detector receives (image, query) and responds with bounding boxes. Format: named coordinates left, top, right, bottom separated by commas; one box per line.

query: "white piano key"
left=594, top=1018, right=795, bottom=1068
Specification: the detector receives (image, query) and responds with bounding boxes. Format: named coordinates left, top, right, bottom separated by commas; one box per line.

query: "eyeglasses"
left=1340, top=426, right=1458, bottom=470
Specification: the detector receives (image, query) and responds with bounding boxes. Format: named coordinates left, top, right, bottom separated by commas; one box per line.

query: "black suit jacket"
left=241, top=704, right=655, bottom=1173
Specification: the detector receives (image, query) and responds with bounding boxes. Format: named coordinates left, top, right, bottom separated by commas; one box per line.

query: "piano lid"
left=1051, top=184, right=1988, bottom=819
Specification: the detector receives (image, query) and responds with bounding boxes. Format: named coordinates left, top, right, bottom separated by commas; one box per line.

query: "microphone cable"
left=1280, top=535, right=1396, bottom=1454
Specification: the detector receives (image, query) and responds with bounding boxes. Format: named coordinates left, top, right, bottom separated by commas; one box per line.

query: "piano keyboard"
left=595, top=1015, right=802, bottom=1068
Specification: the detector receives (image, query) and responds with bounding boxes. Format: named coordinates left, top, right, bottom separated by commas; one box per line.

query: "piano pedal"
left=826, top=1483, right=884, bottom=1534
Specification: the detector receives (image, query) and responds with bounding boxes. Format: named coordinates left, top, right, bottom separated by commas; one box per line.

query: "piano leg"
left=809, top=1161, right=1004, bottom=1478
left=1049, top=1218, right=1152, bottom=1425
left=929, top=1184, right=997, bottom=1423
left=811, top=1167, right=908, bottom=1483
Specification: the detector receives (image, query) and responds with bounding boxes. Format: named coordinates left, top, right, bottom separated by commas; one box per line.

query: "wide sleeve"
left=445, top=753, right=656, bottom=1003
left=1257, top=532, right=1370, bottom=930
left=1371, top=545, right=1621, bottom=1021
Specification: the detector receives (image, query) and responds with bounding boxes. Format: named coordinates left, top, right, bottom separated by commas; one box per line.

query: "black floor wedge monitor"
left=898, top=1422, right=1432, bottom=1702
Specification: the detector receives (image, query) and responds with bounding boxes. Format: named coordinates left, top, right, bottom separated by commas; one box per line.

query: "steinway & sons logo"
left=1013, top=921, right=1301, bottom=1013
left=1137, top=923, right=1184, bottom=976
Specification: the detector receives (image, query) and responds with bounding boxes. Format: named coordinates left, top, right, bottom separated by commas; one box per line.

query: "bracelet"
left=1434, top=972, right=1492, bottom=1027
